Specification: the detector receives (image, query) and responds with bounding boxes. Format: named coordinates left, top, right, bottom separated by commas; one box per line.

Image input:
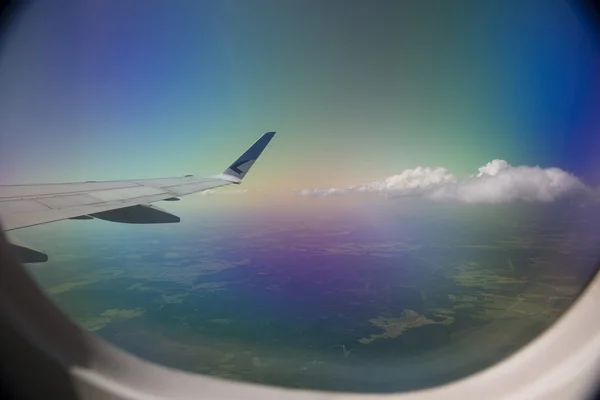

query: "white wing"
left=0, top=132, right=276, bottom=235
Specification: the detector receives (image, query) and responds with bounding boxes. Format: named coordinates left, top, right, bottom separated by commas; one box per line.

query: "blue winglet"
left=222, top=132, right=276, bottom=181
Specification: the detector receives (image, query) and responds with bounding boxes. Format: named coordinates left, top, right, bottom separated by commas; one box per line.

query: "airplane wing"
left=0, top=132, right=276, bottom=260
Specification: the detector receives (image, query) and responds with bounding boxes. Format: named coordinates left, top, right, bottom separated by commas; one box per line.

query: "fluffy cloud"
left=299, top=160, right=592, bottom=204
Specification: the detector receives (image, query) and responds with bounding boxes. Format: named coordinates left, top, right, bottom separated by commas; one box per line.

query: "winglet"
left=221, top=132, right=276, bottom=181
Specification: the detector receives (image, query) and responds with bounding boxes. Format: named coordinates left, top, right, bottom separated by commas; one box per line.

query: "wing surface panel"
left=0, top=132, right=275, bottom=232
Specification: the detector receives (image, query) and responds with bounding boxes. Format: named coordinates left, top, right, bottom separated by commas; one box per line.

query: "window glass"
left=2, top=0, right=600, bottom=393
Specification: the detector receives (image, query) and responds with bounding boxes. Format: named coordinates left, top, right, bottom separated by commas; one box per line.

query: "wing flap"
left=0, top=181, right=138, bottom=198
left=160, top=179, right=231, bottom=196
left=0, top=199, right=50, bottom=214
left=36, top=193, right=107, bottom=209
left=1, top=193, right=178, bottom=231
left=81, top=186, right=168, bottom=202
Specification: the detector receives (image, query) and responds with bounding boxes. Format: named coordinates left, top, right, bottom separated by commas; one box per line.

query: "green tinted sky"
left=0, top=0, right=598, bottom=191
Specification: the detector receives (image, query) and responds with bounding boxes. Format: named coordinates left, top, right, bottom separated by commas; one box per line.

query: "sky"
left=0, top=0, right=599, bottom=201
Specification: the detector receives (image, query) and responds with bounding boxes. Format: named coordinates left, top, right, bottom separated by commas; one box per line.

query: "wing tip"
left=222, top=131, right=277, bottom=180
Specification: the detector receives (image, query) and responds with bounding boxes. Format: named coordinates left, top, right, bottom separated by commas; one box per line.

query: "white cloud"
left=299, top=160, right=592, bottom=204
left=475, top=159, right=510, bottom=177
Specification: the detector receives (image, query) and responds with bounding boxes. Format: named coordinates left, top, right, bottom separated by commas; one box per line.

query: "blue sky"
left=0, top=0, right=598, bottom=193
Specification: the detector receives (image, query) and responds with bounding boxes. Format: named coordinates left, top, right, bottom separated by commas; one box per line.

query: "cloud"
left=298, top=160, right=593, bottom=204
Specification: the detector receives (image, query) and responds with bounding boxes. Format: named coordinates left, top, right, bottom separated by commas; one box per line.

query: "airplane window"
left=1, top=0, right=600, bottom=394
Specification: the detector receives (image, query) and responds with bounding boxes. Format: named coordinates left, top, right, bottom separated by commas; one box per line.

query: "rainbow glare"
left=0, top=0, right=599, bottom=193
left=2, top=2, right=600, bottom=392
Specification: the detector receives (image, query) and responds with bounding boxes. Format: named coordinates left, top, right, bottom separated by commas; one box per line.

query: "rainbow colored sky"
left=0, top=0, right=599, bottom=196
